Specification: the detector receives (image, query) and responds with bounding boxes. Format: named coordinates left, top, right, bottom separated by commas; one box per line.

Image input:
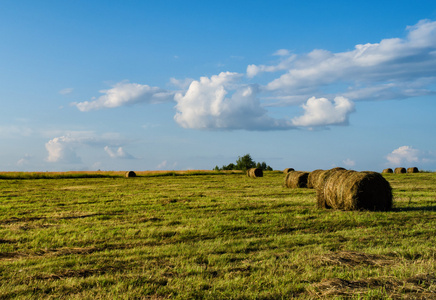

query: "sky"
left=1, top=0, right=436, bottom=172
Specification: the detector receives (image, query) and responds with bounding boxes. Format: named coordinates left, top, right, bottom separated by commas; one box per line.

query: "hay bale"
left=247, top=168, right=263, bottom=178
left=382, top=168, right=393, bottom=174
left=283, top=168, right=295, bottom=173
left=284, top=171, right=309, bottom=188
left=125, top=171, right=136, bottom=178
left=307, top=169, right=324, bottom=189
left=407, top=167, right=419, bottom=173
left=311, top=167, right=346, bottom=191
left=317, top=170, right=392, bottom=211
left=394, top=167, right=406, bottom=174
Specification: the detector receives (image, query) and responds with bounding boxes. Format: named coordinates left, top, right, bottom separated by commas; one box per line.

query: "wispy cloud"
left=59, top=88, right=73, bottom=95
left=255, top=19, right=436, bottom=102
left=72, top=81, right=174, bottom=112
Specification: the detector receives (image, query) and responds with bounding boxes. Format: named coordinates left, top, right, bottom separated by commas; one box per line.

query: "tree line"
left=214, top=154, right=273, bottom=171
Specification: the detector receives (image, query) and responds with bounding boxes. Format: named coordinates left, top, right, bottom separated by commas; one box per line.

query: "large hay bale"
left=307, top=169, right=324, bottom=189
left=394, top=167, right=406, bottom=174
left=283, top=168, right=295, bottom=173
left=382, top=168, right=393, bottom=174
left=317, top=170, right=392, bottom=211
left=407, top=167, right=419, bottom=173
left=125, top=171, right=136, bottom=178
left=247, top=168, right=263, bottom=178
left=284, top=171, right=309, bottom=188
left=311, top=167, right=346, bottom=191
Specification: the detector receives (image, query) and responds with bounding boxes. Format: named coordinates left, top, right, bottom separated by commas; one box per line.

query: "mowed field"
left=0, top=171, right=435, bottom=299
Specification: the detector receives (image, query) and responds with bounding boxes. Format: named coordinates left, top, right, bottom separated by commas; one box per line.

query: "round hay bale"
left=283, top=168, right=295, bottom=173
left=382, top=168, right=393, bottom=174
left=312, top=167, right=346, bottom=191
left=407, top=167, right=419, bottom=173
left=394, top=167, right=406, bottom=174
left=317, top=170, right=392, bottom=211
left=247, top=168, right=263, bottom=178
left=307, top=169, right=324, bottom=189
left=125, top=171, right=136, bottom=178
left=284, top=171, right=309, bottom=188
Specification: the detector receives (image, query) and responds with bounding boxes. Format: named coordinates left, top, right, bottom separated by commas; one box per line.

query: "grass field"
left=0, top=171, right=435, bottom=299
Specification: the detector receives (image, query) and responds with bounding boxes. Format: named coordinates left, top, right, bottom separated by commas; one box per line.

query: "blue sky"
left=1, top=0, right=436, bottom=172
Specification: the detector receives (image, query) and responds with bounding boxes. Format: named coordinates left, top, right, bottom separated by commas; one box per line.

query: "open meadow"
left=0, top=171, right=435, bottom=299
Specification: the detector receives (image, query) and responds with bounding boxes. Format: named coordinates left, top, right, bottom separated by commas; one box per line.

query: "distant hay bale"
left=394, top=167, right=406, bottom=174
left=382, top=168, right=393, bottom=174
left=283, top=168, right=295, bottom=173
left=307, top=169, right=324, bottom=189
left=317, top=170, right=392, bottom=211
left=407, top=167, right=419, bottom=173
left=247, top=168, right=263, bottom=178
left=125, top=171, right=136, bottom=178
left=311, top=167, right=346, bottom=191
left=284, top=171, right=309, bottom=188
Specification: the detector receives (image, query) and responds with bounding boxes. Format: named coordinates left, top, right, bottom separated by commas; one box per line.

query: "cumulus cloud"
left=45, top=132, right=132, bottom=163
left=73, top=81, right=174, bottom=112
left=104, top=146, right=134, bottom=159
left=292, top=96, right=355, bottom=127
left=45, top=135, right=82, bottom=163
left=174, top=72, right=293, bottom=130
left=386, top=146, right=420, bottom=165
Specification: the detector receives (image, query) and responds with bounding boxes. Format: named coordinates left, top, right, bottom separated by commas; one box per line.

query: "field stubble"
left=0, top=171, right=435, bottom=299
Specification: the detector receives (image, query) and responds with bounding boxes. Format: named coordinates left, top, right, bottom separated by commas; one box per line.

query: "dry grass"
left=382, top=168, right=393, bottom=174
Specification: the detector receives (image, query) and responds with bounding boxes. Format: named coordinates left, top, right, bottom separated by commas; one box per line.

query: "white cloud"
left=104, top=146, right=134, bottom=159
left=292, top=96, right=355, bottom=127
left=45, top=135, right=82, bottom=163
left=17, top=154, right=33, bottom=166
left=72, top=81, right=174, bottom=111
left=386, top=146, right=420, bottom=165
left=169, top=77, right=195, bottom=89
left=247, top=53, right=296, bottom=78
left=45, top=131, right=131, bottom=163
left=174, top=72, right=293, bottom=130
left=252, top=19, right=436, bottom=102
left=59, top=88, right=73, bottom=95
left=342, top=158, right=356, bottom=167
left=273, top=49, right=291, bottom=56
left=157, top=160, right=167, bottom=169
left=70, top=19, right=436, bottom=132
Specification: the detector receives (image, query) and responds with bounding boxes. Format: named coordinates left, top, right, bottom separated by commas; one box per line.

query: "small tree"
left=236, top=154, right=256, bottom=171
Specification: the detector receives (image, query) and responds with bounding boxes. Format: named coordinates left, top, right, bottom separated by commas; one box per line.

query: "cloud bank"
left=72, top=19, right=436, bottom=131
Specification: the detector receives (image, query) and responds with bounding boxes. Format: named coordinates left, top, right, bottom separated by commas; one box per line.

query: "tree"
left=213, top=154, right=273, bottom=171
left=236, top=154, right=256, bottom=171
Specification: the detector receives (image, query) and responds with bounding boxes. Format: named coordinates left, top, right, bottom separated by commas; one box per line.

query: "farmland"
left=0, top=171, right=435, bottom=299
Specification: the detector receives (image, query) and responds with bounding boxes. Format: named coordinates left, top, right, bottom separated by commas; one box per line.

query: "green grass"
left=0, top=171, right=435, bottom=299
